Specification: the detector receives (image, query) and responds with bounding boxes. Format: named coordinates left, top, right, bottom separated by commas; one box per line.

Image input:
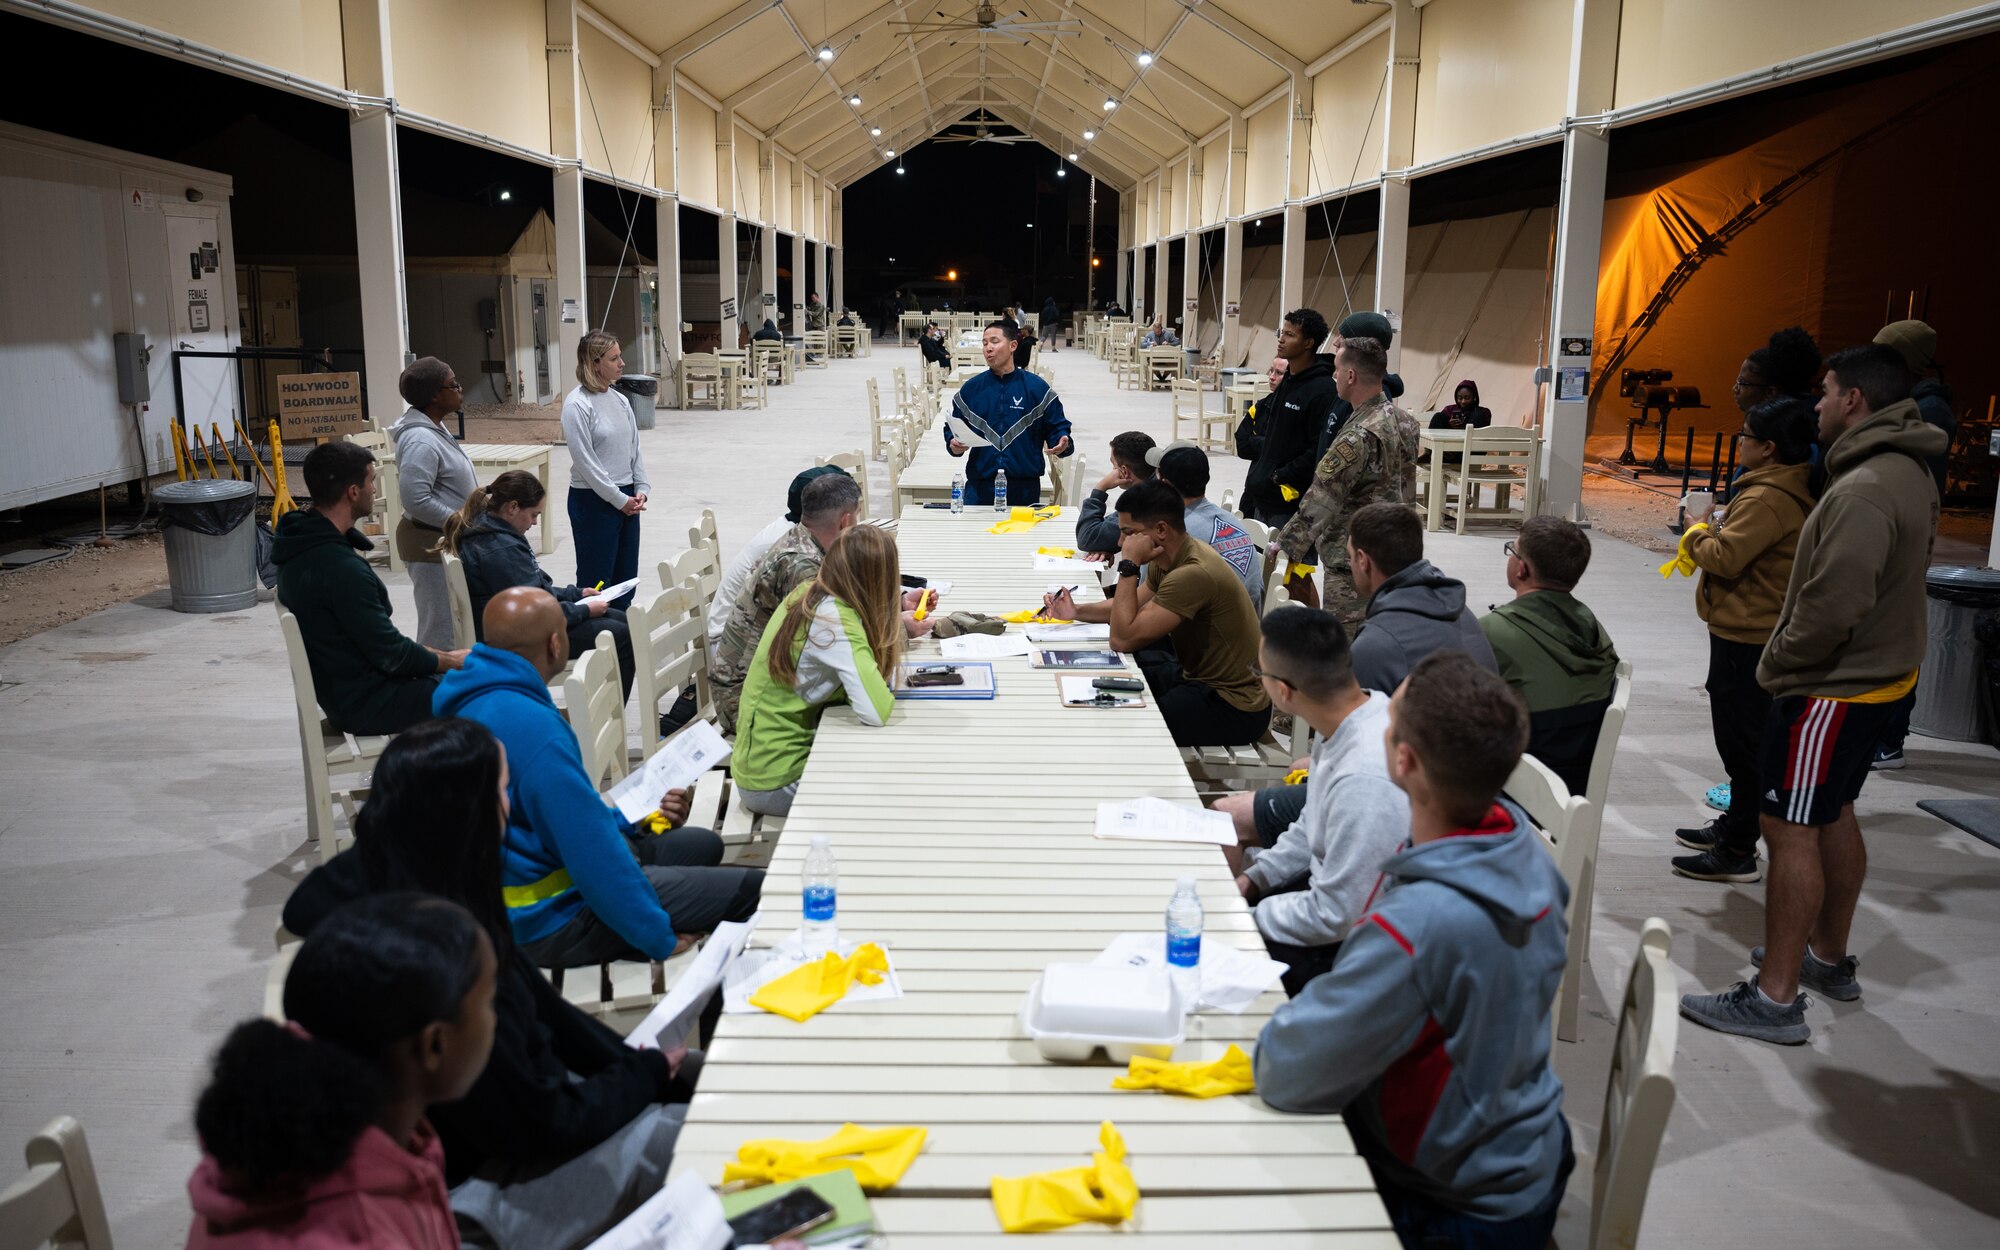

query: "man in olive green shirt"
left=1045, top=479, right=1270, bottom=746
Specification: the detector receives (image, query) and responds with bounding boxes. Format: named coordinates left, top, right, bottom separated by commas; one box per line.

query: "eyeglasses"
left=1503, top=540, right=1516, bottom=559
left=1248, top=662, right=1292, bottom=686
left=443, top=379, right=464, bottom=391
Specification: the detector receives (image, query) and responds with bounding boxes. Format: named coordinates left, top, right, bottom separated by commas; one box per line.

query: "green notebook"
left=717, top=1169, right=873, bottom=1245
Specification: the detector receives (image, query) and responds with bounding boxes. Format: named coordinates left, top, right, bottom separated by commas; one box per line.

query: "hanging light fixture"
left=848, top=93, right=861, bottom=106
left=818, top=45, right=834, bottom=61
left=885, top=149, right=895, bottom=158
left=1083, top=128, right=1096, bottom=140
left=870, top=126, right=882, bottom=136
left=1103, top=98, right=1118, bottom=110
left=1068, top=151, right=1079, bottom=160
left=1137, top=51, right=1153, bottom=66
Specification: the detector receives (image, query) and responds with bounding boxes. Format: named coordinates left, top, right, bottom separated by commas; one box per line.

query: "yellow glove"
left=1278, top=484, right=1301, bottom=503
left=990, top=1121, right=1139, bottom=1233
left=1000, top=610, right=1074, bottom=624
left=1035, top=545, right=1076, bottom=557
left=1283, top=768, right=1309, bottom=786
left=723, top=1124, right=927, bottom=1191
left=1657, top=521, right=1711, bottom=578
left=748, top=944, right=890, bottom=1022
left=1111, top=1044, right=1255, bottom=1099
left=988, top=505, right=1062, bottom=534
left=642, top=811, right=673, bottom=835
left=1289, top=562, right=1316, bottom=579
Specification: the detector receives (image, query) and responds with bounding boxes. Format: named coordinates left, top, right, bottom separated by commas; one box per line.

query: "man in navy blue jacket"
left=944, top=321, right=1073, bottom=504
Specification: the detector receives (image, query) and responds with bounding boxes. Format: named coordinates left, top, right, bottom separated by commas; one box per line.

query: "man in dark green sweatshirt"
left=274, top=441, right=466, bottom=735
left=1479, top=517, right=1620, bottom=796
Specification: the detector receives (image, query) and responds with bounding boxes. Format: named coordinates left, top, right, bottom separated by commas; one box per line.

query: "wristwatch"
left=1117, top=559, right=1142, bottom=580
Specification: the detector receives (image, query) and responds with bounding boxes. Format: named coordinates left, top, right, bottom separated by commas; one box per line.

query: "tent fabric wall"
left=1589, top=45, right=2000, bottom=455
left=578, top=20, right=655, bottom=183
left=387, top=0, right=548, bottom=155
left=675, top=96, right=718, bottom=209
left=1412, top=0, right=1572, bottom=168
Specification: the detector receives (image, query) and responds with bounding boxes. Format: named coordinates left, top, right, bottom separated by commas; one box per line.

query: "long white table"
left=669, top=509, right=1393, bottom=1243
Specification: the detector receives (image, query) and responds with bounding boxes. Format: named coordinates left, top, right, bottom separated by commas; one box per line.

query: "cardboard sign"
left=277, top=372, right=366, bottom=437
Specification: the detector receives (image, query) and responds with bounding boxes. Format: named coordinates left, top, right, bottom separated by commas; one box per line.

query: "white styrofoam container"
left=1019, top=965, right=1184, bottom=1062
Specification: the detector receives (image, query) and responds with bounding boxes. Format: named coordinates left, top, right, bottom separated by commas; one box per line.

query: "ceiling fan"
left=927, top=107, right=1034, bottom=145
left=893, top=3, right=1080, bottom=44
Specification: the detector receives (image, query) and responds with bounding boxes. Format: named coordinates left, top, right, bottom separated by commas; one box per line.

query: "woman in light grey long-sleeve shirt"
left=562, top=331, right=649, bottom=609
left=390, top=356, right=477, bottom=648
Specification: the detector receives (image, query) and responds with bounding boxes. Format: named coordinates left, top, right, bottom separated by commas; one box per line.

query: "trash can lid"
left=614, top=374, right=659, bottom=398
left=1926, top=565, right=2000, bottom=603
left=156, top=479, right=257, bottom=504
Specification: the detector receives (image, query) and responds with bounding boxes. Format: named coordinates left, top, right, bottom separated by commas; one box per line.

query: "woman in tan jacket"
left=1670, top=396, right=1818, bottom=883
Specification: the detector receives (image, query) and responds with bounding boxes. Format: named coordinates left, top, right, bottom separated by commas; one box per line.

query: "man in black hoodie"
left=1241, top=308, right=1337, bottom=529
left=273, top=441, right=466, bottom=735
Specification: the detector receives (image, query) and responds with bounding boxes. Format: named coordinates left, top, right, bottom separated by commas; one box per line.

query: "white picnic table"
left=377, top=442, right=555, bottom=572
left=668, top=509, right=1393, bottom=1243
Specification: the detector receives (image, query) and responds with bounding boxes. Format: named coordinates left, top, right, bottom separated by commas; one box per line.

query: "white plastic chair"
left=1553, top=917, right=1680, bottom=1250
left=1503, top=751, right=1596, bottom=1045
left=563, top=632, right=627, bottom=794
left=1556, top=660, right=1635, bottom=1040
left=440, top=552, right=477, bottom=651
left=0, top=1117, right=114, bottom=1250
left=816, top=450, right=870, bottom=521
left=678, top=352, right=726, bottom=409
left=278, top=607, right=388, bottom=864
left=1441, top=425, right=1541, bottom=533
left=867, top=378, right=895, bottom=461
left=687, top=508, right=721, bottom=571
left=629, top=580, right=715, bottom=760
left=658, top=542, right=723, bottom=609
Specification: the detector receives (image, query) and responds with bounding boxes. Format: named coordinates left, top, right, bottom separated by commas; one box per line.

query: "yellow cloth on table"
left=1035, top=545, right=1075, bottom=557
left=1657, top=521, right=1711, bottom=578
left=722, top=1124, right=927, bottom=1191
left=1111, top=1045, right=1255, bottom=1099
left=748, top=944, right=889, bottom=1022
left=988, top=505, right=1062, bottom=534
left=990, top=1121, right=1139, bottom=1234
left=999, top=610, right=1074, bottom=625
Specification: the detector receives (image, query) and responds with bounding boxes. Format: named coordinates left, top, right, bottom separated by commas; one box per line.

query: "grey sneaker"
left=1751, top=945, right=1862, bottom=1002
left=1679, top=978, right=1812, bottom=1044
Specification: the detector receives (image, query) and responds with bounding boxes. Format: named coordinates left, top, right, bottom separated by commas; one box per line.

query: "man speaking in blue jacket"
left=1255, top=650, right=1572, bottom=1249
left=944, top=321, right=1073, bottom=504
left=436, top=587, right=763, bottom=969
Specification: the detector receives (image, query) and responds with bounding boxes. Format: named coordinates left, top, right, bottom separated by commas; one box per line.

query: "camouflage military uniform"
left=1272, top=391, right=1420, bottom=625
left=712, top=524, right=825, bottom=732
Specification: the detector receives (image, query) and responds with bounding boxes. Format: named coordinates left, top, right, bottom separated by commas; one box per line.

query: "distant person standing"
left=1679, top=345, right=1944, bottom=1045
left=1041, top=296, right=1061, bottom=349
left=390, top=357, right=476, bottom=649
left=562, top=331, right=648, bottom=610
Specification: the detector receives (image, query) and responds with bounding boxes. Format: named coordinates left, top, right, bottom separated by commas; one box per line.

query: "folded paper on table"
left=580, top=576, right=641, bottom=610
left=607, top=719, right=732, bottom=823
left=946, top=416, right=993, bottom=447
left=585, top=1169, right=730, bottom=1250
left=938, top=632, right=1031, bottom=659
left=724, top=932, right=903, bottom=1015
left=1093, top=931, right=1284, bottom=1015
left=1112, top=1044, right=1256, bottom=1098
left=1025, top=621, right=1110, bottom=642
left=1033, top=552, right=1100, bottom=571
left=724, top=1124, right=927, bottom=1191
left=1095, top=796, right=1235, bottom=845
left=626, top=916, right=759, bottom=1052
left=989, top=1121, right=1138, bottom=1234
left=1031, top=650, right=1123, bottom=669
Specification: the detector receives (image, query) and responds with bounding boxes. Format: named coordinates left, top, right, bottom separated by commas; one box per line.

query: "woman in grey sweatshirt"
left=562, top=332, right=649, bottom=610
left=389, top=357, right=476, bottom=648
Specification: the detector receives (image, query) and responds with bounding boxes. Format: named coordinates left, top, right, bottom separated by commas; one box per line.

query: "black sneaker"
left=1675, top=819, right=1723, bottom=851
left=1680, top=977, right=1811, bottom=1044
left=1672, top=845, right=1762, bottom=883
left=1751, top=945, right=1861, bottom=1001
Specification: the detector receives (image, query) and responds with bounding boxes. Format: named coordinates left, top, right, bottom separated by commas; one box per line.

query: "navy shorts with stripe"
left=1758, top=695, right=1894, bottom=827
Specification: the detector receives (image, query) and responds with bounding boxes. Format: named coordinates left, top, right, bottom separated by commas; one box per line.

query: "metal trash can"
left=156, top=479, right=259, bottom=613
left=616, top=374, right=659, bottom=431
left=1912, top=565, right=2000, bottom=742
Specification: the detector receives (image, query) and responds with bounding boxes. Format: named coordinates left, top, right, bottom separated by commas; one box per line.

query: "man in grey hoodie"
left=1236, top=607, right=1408, bottom=996
left=1346, top=501, right=1495, bottom=691
left=1257, top=650, right=1571, bottom=1246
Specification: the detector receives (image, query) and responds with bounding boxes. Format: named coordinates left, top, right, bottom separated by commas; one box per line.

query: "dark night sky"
left=840, top=133, right=1120, bottom=317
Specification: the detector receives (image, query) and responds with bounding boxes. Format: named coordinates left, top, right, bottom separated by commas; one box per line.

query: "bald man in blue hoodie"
left=1255, top=651, right=1572, bottom=1249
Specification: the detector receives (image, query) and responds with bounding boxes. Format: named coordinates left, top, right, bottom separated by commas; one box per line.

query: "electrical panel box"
left=114, top=332, right=150, bottom=403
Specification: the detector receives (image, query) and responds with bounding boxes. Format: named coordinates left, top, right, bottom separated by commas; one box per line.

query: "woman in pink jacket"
left=185, top=894, right=498, bottom=1248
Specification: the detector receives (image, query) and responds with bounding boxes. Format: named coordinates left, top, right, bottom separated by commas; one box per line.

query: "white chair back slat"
left=563, top=632, right=627, bottom=792
left=0, top=1116, right=115, bottom=1250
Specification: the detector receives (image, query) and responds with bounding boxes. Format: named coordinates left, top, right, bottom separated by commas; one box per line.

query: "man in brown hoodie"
left=1680, top=344, right=1946, bottom=1045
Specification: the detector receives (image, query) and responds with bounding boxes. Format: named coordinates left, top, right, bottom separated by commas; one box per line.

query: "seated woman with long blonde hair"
left=729, top=525, right=905, bottom=816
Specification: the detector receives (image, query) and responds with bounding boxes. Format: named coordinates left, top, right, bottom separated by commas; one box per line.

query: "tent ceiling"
left=590, top=0, right=1383, bottom=188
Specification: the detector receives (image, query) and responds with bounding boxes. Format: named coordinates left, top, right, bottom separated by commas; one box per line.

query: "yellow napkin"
left=748, top=944, right=890, bottom=1022
left=988, top=505, right=1062, bottom=534
left=1283, top=767, right=1309, bottom=786
left=1657, top=521, right=1711, bottom=578
left=999, top=610, right=1075, bottom=625
left=990, top=1121, right=1139, bottom=1234
left=1112, top=1045, right=1255, bottom=1099
left=1279, top=484, right=1301, bottom=503
left=723, top=1124, right=927, bottom=1191
left=1035, top=545, right=1076, bottom=557
left=1289, top=561, right=1316, bottom=579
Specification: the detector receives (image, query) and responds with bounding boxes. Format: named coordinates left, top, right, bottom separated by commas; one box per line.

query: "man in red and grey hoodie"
left=1256, top=650, right=1572, bottom=1248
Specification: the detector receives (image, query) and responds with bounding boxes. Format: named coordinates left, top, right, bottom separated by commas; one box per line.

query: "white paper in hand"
left=607, top=720, right=732, bottom=824
left=626, top=917, right=759, bottom=1052
left=1094, top=931, right=1284, bottom=1015
left=946, top=416, right=993, bottom=447
left=586, top=1170, right=730, bottom=1250
left=580, top=576, right=641, bottom=609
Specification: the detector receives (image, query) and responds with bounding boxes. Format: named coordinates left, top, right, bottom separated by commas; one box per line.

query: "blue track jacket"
left=944, top=367, right=1072, bottom=504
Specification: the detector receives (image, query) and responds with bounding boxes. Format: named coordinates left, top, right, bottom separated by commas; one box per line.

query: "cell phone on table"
left=907, top=665, right=965, bottom=688
left=1093, top=675, right=1145, bottom=692
left=726, top=1187, right=836, bottom=1244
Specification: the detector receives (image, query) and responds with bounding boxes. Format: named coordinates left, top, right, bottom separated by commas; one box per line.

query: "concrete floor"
left=1, top=344, right=1995, bottom=1247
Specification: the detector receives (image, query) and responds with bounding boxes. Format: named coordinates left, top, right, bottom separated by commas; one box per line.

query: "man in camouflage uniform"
left=1271, top=337, right=1420, bottom=625
left=711, top=473, right=861, bottom=732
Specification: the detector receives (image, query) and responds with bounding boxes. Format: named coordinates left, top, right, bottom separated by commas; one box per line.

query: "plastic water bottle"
left=1165, top=876, right=1203, bottom=1007
left=994, top=468, right=1009, bottom=512
left=802, top=835, right=838, bottom=957
left=950, top=473, right=964, bottom=514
